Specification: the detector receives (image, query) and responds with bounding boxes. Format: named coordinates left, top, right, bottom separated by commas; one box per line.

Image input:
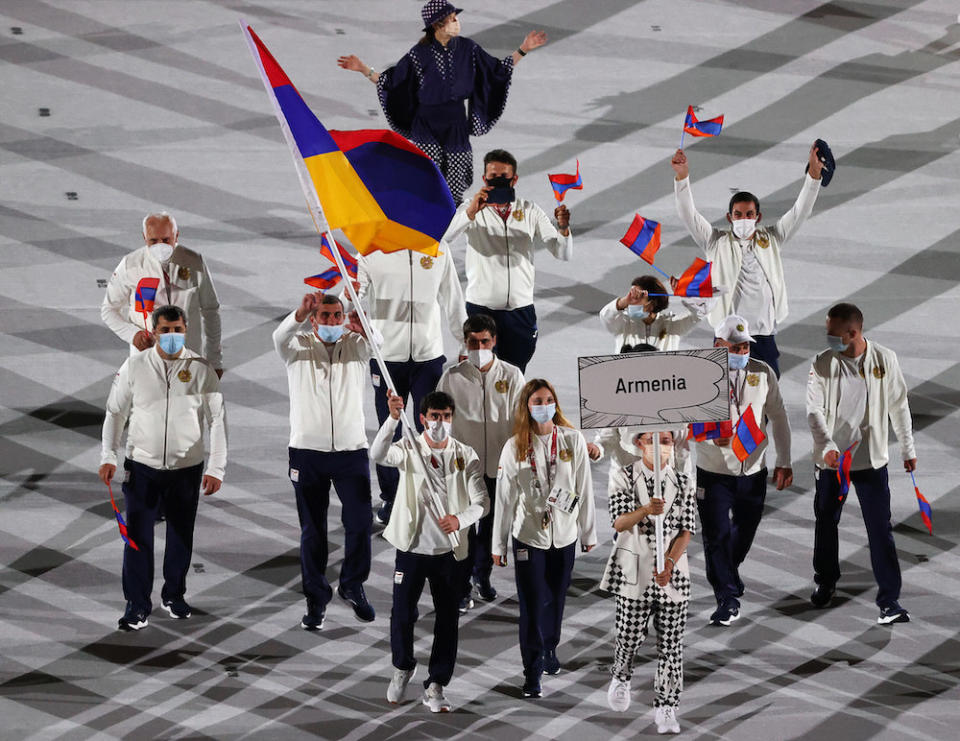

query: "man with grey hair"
left=102, top=211, right=223, bottom=376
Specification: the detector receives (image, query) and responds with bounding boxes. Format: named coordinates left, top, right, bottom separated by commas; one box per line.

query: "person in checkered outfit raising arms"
left=600, top=430, right=697, bottom=735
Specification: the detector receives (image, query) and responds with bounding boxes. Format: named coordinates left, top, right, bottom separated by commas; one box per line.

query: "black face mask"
left=485, top=175, right=512, bottom=188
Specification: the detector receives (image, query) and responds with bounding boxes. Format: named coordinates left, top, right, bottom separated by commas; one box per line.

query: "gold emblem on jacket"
left=755, top=232, right=770, bottom=249
left=512, top=209, right=524, bottom=222
left=420, top=256, right=434, bottom=269
left=747, top=373, right=760, bottom=387
left=658, top=329, right=667, bottom=340
left=495, top=379, right=509, bottom=393
left=177, top=369, right=192, bottom=383
left=872, top=366, right=885, bottom=379
left=454, top=456, right=465, bottom=471
left=178, top=266, right=191, bottom=280
left=559, top=449, right=573, bottom=462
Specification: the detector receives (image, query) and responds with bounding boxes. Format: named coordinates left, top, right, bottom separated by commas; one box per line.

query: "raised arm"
left=273, top=292, right=321, bottom=364
left=770, top=142, right=823, bottom=245
left=672, top=149, right=717, bottom=252
left=534, top=203, right=573, bottom=261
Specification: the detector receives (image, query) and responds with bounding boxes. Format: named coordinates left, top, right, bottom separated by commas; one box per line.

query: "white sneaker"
left=655, top=705, right=680, bottom=734
left=606, top=677, right=631, bottom=712
left=386, top=666, right=415, bottom=704
left=422, top=681, right=451, bottom=713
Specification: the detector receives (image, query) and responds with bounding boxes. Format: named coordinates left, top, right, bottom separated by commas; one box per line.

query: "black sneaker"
left=543, top=648, right=560, bottom=675
left=162, top=598, right=192, bottom=619
left=522, top=680, right=542, bottom=698
left=458, top=596, right=474, bottom=615
left=118, top=603, right=149, bottom=631
left=474, top=577, right=497, bottom=602
left=301, top=600, right=325, bottom=631
left=338, top=584, right=375, bottom=622
left=375, top=501, right=393, bottom=526
left=709, top=600, right=741, bottom=627
left=877, top=603, right=910, bottom=625
left=810, top=584, right=836, bottom=609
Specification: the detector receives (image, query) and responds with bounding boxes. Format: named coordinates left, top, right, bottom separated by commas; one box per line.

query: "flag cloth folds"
left=134, top=278, right=160, bottom=320
left=683, top=105, right=724, bottom=137
left=547, top=160, right=583, bottom=202
left=246, top=25, right=453, bottom=257
left=320, top=234, right=358, bottom=279
left=731, top=406, right=765, bottom=462
left=620, top=214, right=661, bottom=264
left=108, top=482, right=139, bottom=551
left=690, top=420, right=732, bottom=442
left=304, top=267, right=343, bottom=291
left=674, top=257, right=713, bottom=298
left=910, top=471, right=933, bottom=534
left=836, top=443, right=855, bottom=501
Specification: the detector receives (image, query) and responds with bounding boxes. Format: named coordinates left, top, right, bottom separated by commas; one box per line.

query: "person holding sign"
left=806, top=303, right=916, bottom=624
left=599, top=275, right=714, bottom=353
left=671, top=144, right=824, bottom=376
left=371, top=389, right=488, bottom=712
left=492, top=379, right=597, bottom=698
left=694, top=315, right=792, bottom=626
left=601, top=431, right=695, bottom=733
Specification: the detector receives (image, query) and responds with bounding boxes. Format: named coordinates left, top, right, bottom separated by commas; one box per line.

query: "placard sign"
left=578, top=348, right=729, bottom=430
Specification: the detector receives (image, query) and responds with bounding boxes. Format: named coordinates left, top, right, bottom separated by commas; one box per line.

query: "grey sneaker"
left=656, top=705, right=681, bottom=734
left=386, top=666, right=415, bottom=704
left=422, top=681, right=451, bottom=713
left=607, top=677, right=630, bottom=712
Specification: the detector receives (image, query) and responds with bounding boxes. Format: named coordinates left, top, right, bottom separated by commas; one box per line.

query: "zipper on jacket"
left=162, top=370, right=171, bottom=468
left=503, top=219, right=511, bottom=308
left=481, top=372, right=488, bottom=472
left=328, top=349, right=336, bottom=448
left=408, top=251, right=414, bottom=361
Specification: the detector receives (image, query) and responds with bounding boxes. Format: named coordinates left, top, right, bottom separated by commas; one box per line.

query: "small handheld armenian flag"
left=674, top=257, right=713, bottom=298
left=108, top=481, right=139, bottom=551
left=681, top=105, right=724, bottom=148
left=690, top=420, right=733, bottom=442
left=134, top=277, right=160, bottom=322
left=910, top=470, right=933, bottom=535
left=836, top=443, right=856, bottom=502
left=731, top=406, right=765, bottom=462
left=547, top=160, right=582, bottom=204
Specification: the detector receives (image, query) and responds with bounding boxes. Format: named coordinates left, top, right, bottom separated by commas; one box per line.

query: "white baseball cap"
left=714, top=314, right=755, bottom=344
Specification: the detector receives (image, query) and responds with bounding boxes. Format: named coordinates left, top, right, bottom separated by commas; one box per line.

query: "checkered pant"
left=415, top=140, right=473, bottom=205
left=612, top=590, right=688, bottom=707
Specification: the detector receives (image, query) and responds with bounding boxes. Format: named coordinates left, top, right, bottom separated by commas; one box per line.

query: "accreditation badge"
left=755, top=231, right=770, bottom=249
left=495, top=379, right=509, bottom=393
left=747, top=373, right=760, bottom=387
left=420, top=256, right=434, bottom=270
left=178, top=266, right=191, bottom=281
left=177, top=369, right=192, bottom=383
left=512, top=209, right=524, bottom=222
left=559, top=449, right=573, bottom=462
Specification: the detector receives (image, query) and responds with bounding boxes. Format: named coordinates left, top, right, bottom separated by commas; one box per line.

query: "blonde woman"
left=492, top=379, right=597, bottom=698
left=601, top=430, right=696, bottom=734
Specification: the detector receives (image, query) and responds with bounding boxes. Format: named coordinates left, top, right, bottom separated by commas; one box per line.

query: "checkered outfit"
left=602, top=465, right=696, bottom=705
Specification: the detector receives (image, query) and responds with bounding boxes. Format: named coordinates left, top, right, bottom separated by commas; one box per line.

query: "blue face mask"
left=727, top=352, right=749, bottom=371
left=157, top=332, right=185, bottom=355
left=315, top=324, right=344, bottom=343
left=530, top=403, right=556, bottom=424
left=626, top=304, right=649, bottom=320
left=826, top=334, right=849, bottom=353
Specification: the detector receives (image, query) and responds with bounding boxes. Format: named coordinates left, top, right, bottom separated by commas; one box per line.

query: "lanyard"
left=529, top=427, right=558, bottom=528
left=730, top=369, right=748, bottom=418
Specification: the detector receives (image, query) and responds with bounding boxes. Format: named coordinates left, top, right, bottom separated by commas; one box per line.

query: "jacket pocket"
left=614, top=547, right=640, bottom=585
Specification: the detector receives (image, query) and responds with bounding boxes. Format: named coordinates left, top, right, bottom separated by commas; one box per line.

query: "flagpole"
left=648, top=263, right=671, bottom=281
left=241, top=21, right=458, bottom=547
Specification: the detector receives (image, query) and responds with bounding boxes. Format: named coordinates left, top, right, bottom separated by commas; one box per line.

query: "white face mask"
left=148, top=242, right=174, bottom=263
left=731, top=219, right=756, bottom=240
left=426, top=419, right=452, bottom=443
left=467, top=348, right=493, bottom=369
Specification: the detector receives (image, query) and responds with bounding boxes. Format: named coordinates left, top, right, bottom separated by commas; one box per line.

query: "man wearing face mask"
left=806, top=303, right=916, bottom=624
left=101, top=212, right=223, bottom=377
left=371, top=390, right=488, bottom=712
left=352, top=243, right=466, bottom=527
left=672, top=144, right=825, bottom=377
left=436, top=314, right=524, bottom=609
left=599, top=275, right=714, bottom=353
left=443, top=149, right=572, bottom=372
left=98, top=305, right=227, bottom=631
left=694, top=315, right=791, bottom=626
left=273, top=291, right=381, bottom=630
